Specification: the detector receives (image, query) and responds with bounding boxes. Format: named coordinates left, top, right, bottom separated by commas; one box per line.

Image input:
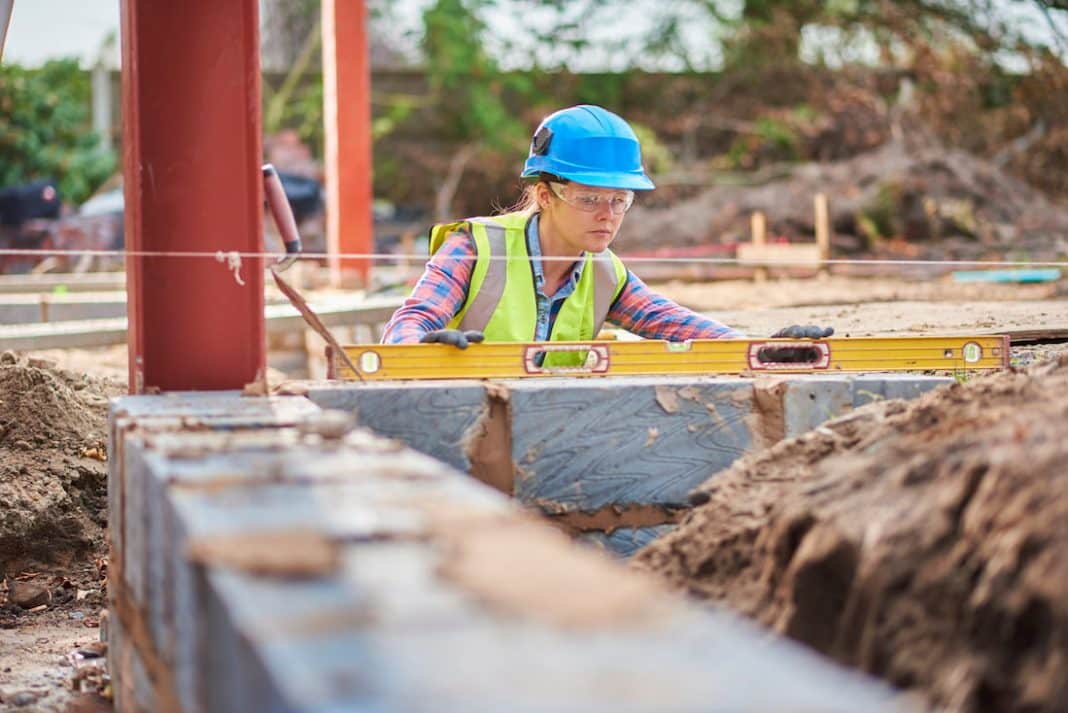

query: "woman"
left=381, top=105, right=830, bottom=360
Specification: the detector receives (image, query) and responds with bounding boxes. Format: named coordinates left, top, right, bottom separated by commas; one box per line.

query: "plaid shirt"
left=380, top=217, right=742, bottom=343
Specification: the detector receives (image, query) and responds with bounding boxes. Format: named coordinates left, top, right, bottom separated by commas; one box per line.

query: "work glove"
left=419, top=329, right=485, bottom=350
left=770, top=325, right=835, bottom=339
left=762, top=325, right=834, bottom=364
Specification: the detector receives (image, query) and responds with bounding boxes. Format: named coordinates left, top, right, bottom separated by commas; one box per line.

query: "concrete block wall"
left=308, top=374, right=951, bottom=554
left=108, top=390, right=907, bottom=713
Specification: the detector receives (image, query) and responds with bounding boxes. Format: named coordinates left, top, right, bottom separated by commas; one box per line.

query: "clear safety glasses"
left=549, top=182, right=635, bottom=215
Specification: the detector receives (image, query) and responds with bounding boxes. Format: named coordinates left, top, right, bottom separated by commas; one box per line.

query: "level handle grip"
left=523, top=344, right=611, bottom=375
left=747, top=341, right=831, bottom=370
left=262, top=164, right=302, bottom=269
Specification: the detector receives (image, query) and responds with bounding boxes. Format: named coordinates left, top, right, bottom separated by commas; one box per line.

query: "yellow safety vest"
left=428, top=211, right=627, bottom=366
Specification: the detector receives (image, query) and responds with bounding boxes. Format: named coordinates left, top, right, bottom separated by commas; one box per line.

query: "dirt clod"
left=8, top=581, right=51, bottom=610
left=634, top=356, right=1068, bottom=713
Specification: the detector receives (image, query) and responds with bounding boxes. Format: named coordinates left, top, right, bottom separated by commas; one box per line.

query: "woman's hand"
left=770, top=325, right=834, bottom=339
left=419, top=329, right=485, bottom=349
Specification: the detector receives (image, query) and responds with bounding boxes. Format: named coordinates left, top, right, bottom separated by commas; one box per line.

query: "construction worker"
left=381, top=105, right=831, bottom=361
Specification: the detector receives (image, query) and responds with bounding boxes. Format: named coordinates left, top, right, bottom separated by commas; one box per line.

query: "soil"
left=633, top=356, right=1068, bottom=713
left=0, top=352, right=123, bottom=711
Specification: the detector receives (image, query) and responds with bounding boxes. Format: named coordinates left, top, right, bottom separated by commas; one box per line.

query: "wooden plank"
left=0, top=297, right=403, bottom=351
left=737, top=242, right=824, bottom=267
left=1002, top=327, right=1068, bottom=344
left=0, top=272, right=126, bottom=293
left=0, top=292, right=127, bottom=324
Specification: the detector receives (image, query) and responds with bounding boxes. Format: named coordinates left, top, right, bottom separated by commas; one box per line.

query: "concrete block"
left=853, top=374, right=952, bottom=407
left=108, top=392, right=321, bottom=594
left=508, top=377, right=754, bottom=511
left=781, top=376, right=855, bottom=439
left=305, top=381, right=487, bottom=472
left=780, top=374, right=954, bottom=437
left=111, top=391, right=320, bottom=429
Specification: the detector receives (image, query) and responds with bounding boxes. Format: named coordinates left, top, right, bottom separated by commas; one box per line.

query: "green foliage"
left=755, top=117, right=800, bottom=156
left=268, top=74, right=326, bottom=156
left=724, top=115, right=801, bottom=169
left=573, top=73, right=627, bottom=109
left=421, top=0, right=530, bottom=151
left=0, top=60, right=116, bottom=205
left=630, top=122, right=674, bottom=174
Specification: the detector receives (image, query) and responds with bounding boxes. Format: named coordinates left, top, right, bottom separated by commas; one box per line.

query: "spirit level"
left=327, top=336, right=1009, bottom=381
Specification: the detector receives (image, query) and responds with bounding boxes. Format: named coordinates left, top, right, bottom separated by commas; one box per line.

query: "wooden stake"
left=750, top=211, right=768, bottom=282
left=814, top=193, right=830, bottom=277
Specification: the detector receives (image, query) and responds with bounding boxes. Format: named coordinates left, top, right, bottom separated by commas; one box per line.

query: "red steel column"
left=121, top=0, right=265, bottom=392
left=322, top=0, right=373, bottom=286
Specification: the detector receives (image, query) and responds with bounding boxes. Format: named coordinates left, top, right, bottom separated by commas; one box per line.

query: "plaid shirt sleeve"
left=608, top=270, right=744, bottom=340
left=380, top=231, right=474, bottom=344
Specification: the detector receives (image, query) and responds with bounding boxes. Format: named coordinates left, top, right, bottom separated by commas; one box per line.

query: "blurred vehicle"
left=0, top=171, right=326, bottom=274
left=0, top=180, right=61, bottom=225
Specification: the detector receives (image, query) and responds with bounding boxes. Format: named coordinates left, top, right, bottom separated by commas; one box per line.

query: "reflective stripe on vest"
left=459, top=220, right=507, bottom=332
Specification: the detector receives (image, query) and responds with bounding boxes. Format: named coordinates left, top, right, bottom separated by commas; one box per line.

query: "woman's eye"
left=578, top=195, right=601, bottom=207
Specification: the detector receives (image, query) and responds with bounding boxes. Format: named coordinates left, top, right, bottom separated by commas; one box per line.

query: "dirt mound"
left=634, top=356, right=1068, bottom=713
left=617, top=136, right=1068, bottom=263
left=0, top=351, right=125, bottom=577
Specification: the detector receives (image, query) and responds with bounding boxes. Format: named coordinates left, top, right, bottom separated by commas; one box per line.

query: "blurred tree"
left=261, top=0, right=322, bottom=72
left=257, top=0, right=1068, bottom=204
left=261, top=0, right=416, bottom=156
left=0, top=59, right=116, bottom=204
left=420, top=0, right=540, bottom=218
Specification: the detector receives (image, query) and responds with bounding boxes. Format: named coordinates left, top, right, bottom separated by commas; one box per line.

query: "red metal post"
left=322, top=0, right=373, bottom=286
left=121, top=0, right=265, bottom=392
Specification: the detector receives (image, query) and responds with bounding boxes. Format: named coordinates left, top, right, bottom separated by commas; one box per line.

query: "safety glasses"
left=549, top=183, right=635, bottom=215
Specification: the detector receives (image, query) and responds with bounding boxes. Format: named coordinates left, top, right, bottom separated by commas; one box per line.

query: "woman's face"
left=538, top=182, right=634, bottom=255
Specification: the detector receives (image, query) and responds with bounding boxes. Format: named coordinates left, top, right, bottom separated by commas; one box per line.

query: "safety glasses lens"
left=552, top=184, right=634, bottom=214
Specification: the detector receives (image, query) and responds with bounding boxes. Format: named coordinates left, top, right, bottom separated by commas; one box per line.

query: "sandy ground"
left=0, top=612, right=109, bottom=712
left=651, top=275, right=1067, bottom=338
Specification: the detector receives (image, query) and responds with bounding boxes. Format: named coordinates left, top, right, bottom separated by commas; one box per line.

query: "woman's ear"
left=536, top=183, right=552, bottom=212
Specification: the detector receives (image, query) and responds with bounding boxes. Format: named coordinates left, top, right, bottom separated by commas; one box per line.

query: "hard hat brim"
left=521, top=167, right=655, bottom=191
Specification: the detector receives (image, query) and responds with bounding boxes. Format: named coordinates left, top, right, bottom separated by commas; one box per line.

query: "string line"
left=1, top=247, right=1066, bottom=268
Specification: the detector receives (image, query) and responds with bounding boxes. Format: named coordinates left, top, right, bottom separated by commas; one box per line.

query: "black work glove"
left=762, top=325, right=834, bottom=364
left=770, top=325, right=835, bottom=339
left=419, top=329, right=485, bottom=349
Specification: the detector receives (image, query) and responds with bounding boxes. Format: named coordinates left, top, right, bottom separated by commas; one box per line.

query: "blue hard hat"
left=521, top=105, right=655, bottom=191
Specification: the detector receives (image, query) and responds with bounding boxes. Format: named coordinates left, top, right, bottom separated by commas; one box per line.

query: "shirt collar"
left=526, top=213, right=583, bottom=291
